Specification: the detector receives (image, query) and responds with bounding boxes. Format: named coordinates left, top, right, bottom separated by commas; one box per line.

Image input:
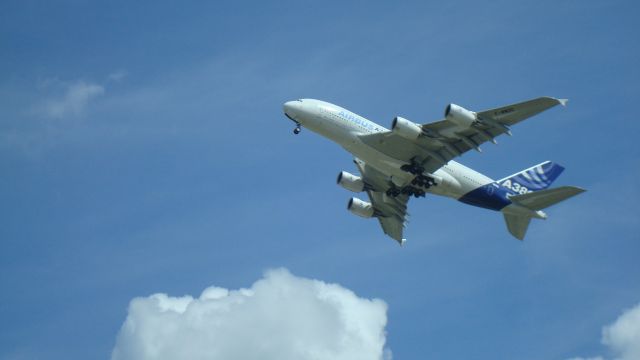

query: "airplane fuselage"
left=283, top=98, right=545, bottom=218
left=282, top=97, right=586, bottom=242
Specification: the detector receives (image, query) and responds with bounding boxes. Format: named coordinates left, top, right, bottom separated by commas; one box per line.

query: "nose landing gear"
left=285, top=112, right=301, bottom=134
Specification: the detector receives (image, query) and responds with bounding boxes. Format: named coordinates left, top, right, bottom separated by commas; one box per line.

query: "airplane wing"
left=358, top=97, right=567, bottom=174
left=354, top=158, right=410, bottom=244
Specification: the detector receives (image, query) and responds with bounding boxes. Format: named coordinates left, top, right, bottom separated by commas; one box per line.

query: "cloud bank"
left=602, top=302, right=640, bottom=360
left=111, top=268, right=389, bottom=360
left=569, top=302, right=640, bottom=360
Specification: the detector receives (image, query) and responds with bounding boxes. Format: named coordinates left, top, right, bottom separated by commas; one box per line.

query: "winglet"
left=398, top=238, right=407, bottom=246
left=557, top=98, right=569, bottom=107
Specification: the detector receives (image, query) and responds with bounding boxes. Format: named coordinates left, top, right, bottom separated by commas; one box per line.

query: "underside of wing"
left=358, top=97, right=567, bottom=172
left=358, top=130, right=448, bottom=174
left=369, top=190, right=410, bottom=244
left=354, top=159, right=410, bottom=244
left=476, top=97, right=568, bottom=127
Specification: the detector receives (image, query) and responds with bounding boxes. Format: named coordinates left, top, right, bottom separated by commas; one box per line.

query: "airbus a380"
left=283, top=97, right=585, bottom=245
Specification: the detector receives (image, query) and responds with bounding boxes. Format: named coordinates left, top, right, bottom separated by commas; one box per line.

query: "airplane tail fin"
left=498, top=161, right=565, bottom=192
left=503, top=186, right=586, bottom=240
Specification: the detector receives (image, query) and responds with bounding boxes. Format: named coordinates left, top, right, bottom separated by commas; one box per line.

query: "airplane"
left=283, top=97, right=585, bottom=245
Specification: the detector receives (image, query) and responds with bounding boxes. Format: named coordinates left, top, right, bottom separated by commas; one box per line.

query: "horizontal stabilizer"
left=503, top=213, right=532, bottom=240
left=510, top=186, right=586, bottom=211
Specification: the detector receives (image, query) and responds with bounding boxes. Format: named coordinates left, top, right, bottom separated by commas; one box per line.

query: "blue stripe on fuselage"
left=458, top=183, right=512, bottom=211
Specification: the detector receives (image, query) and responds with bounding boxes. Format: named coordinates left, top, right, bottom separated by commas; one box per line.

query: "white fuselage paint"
left=284, top=99, right=495, bottom=201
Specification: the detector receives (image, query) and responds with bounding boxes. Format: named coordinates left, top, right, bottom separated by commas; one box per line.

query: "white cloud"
left=41, top=80, right=105, bottom=119
left=602, top=302, right=640, bottom=360
left=111, top=268, right=389, bottom=360
left=567, top=302, right=640, bottom=360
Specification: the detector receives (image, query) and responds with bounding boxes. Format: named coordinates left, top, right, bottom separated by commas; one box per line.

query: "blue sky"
left=1, top=0, right=639, bottom=359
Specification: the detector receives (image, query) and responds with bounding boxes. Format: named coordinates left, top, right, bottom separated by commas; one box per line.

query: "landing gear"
left=386, top=184, right=427, bottom=198
left=400, top=158, right=425, bottom=175
left=411, top=176, right=437, bottom=188
left=386, top=187, right=401, bottom=197
left=401, top=157, right=437, bottom=189
left=385, top=158, right=437, bottom=198
left=292, top=121, right=302, bottom=135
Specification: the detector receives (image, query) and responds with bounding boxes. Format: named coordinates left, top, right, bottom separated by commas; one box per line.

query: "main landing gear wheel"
left=386, top=187, right=401, bottom=197
left=401, top=159, right=437, bottom=189
left=386, top=185, right=426, bottom=198
left=411, top=175, right=437, bottom=188
left=400, top=158, right=425, bottom=175
left=293, top=126, right=301, bottom=134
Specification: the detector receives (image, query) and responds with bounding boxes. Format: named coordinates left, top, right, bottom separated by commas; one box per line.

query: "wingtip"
left=573, top=186, right=587, bottom=194
left=399, top=238, right=407, bottom=247
left=557, top=98, right=569, bottom=107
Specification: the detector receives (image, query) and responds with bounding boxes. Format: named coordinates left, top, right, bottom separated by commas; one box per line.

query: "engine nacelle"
left=347, top=197, right=374, bottom=218
left=391, top=116, right=422, bottom=140
left=337, top=171, right=365, bottom=193
left=445, top=103, right=477, bottom=128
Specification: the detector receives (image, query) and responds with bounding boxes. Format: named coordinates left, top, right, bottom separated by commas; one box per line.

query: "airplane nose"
left=283, top=100, right=302, bottom=121
left=283, top=101, right=296, bottom=114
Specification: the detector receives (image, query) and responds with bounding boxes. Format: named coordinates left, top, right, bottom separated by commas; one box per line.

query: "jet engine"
left=337, top=171, right=365, bottom=193
left=445, top=103, right=477, bottom=128
left=391, top=116, right=422, bottom=140
left=347, top=197, right=374, bottom=218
